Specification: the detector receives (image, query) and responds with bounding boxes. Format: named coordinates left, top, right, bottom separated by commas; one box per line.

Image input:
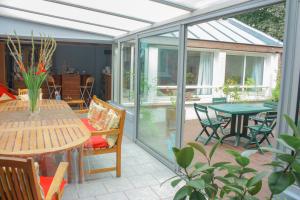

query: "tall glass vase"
left=28, top=88, right=40, bottom=115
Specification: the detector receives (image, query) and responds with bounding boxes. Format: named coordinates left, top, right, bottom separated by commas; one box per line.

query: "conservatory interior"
left=0, top=0, right=299, bottom=200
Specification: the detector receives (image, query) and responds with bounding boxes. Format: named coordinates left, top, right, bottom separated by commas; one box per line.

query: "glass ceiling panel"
left=0, top=0, right=150, bottom=32
left=54, top=0, right=189, bottom=23
left=0, top=7, right=125, bottom=37
left=167, top=0, right=250, bottom=9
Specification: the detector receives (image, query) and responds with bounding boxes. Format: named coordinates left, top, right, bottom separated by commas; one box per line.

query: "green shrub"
left=168, top=115, right=300, bottom=200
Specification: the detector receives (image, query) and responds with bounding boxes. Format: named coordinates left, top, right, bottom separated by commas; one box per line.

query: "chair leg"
left=195, top=128, right=205, bottom=141
left=204, top=128, right=217, bottom=145
left=203, top=128, right=210, bottom=137
left=116, top=149, right=121, bottom=177
left=222, top=119, right=231, bottom=129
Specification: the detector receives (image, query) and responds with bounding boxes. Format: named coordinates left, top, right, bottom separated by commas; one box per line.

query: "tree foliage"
left=235, top=4, right=285, bottom=41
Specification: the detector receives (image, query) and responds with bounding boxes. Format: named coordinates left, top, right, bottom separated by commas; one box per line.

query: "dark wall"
left=53, top=43, right=112, bottom=97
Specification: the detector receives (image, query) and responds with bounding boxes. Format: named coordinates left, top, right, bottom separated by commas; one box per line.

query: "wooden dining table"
left=0, top=100, right=90, bottom=183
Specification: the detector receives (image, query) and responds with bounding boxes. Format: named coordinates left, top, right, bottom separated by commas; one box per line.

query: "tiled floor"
left=62, top=137, right=181, bottom=200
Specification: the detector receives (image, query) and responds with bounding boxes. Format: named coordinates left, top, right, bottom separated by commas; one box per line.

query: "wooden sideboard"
left=102, top=73, right=111, bottom=101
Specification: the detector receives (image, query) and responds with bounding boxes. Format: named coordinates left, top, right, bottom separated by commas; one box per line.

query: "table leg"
left=230, top=114, right=237, bottom=135
left=235, top=115, right=242, bottom=146
left=78, top=146, right=84, bottom=183
left=242, top=115, right=249, bottom=136
left=221, top=114, right=237, bottom=143
left=67, top=150, right=72, bottom=183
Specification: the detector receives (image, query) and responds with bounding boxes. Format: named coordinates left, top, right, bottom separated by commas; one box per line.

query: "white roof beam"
left=150, top=0, right=195, bottom=12
left=44, top=0, right=155, bottom=24
left=0, top=4, right=130, bottom=33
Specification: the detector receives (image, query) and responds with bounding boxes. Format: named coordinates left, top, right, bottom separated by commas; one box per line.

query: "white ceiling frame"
left=44, top=0, right=156, bottom=24
left=115, top=0, right=284, bottom=40
left=0, top=4, right=130, bottom=33
left=0, top=10, right=115, bottom=38
left=149, top=0, right=195, bottom=12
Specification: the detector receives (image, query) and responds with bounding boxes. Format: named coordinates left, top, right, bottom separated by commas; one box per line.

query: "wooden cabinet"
left=102, top=73, right=111, bottom=101
left=62, top=74, right=80, bottom=100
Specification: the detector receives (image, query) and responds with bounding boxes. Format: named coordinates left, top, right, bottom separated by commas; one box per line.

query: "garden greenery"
left=168, top=115, right=300, bottom=200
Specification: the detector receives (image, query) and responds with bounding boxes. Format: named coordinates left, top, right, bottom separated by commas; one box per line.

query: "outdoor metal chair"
left=80, top=76, right=95, bottom=107
left=212, top=97, right=231, bottom=129
left=194, top=103, right=224, bottom=145
left=249, top=101, right=278, bottom=137
left=245, top=112, right=277, bottom=150
left=46, top=75, right=61, bottom=99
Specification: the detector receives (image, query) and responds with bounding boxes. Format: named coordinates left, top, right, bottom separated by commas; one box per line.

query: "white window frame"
left=225, top=51, right=267, bottom=86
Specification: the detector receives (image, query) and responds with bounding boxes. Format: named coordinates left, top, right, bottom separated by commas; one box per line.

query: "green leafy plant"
left=168, top=115, right=300, bottom=200
left=223, top=79, right=241, bottom=102
left=263, top=115, right=300, bottom=199
left=169, top=141, right=265, bottom=200
left=186, top=72, right=196, bottom=85
left=271, top=80, right=280, bottom=102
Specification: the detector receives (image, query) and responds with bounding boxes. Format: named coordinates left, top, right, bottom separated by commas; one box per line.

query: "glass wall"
left=137, top=31, right=179, bottom=161
left=120, top=40, right=135, bottom=112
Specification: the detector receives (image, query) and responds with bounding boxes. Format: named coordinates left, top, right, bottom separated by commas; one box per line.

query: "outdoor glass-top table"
left=208, top=103, right=272, bottom=146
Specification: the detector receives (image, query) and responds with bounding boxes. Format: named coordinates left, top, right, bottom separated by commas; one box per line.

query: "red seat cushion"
left=40, top=176, right=66, bottom=200
left=84, top=135, right=109, bottom=149
left=81, top=118, right=97, bottom=132
left=81, top=118, right=109, bottom=149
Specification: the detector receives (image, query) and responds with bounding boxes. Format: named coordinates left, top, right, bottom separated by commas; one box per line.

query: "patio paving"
left=62, top=136, right=181, bottom=200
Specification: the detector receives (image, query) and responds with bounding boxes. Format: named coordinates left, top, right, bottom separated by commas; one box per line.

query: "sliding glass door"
left=120, top=40, right=136, bottom=112
left=137, top=30, right=179, bottom=163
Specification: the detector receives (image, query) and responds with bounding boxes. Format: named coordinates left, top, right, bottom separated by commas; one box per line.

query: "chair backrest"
left=194, top=103, right=211, bottom=124
left=0, top=156, right=42, bottom=200
left=263, top=101, right=278, bottom=110
left=91, top=95, right=126, bottom=146
left=266, top=111, right=277, bottom=129
left=85, top=77, right=95, bottom=87
left=47, top=75, right=57, bottom=87
left=18, top=88, right=28, bottom=96
left=212, top=97, right=227, bottom=104
left=18, top=89, right=43, bottom=101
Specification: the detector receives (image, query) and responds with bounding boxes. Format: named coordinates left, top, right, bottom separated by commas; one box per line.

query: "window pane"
left=138, top=31, right=179, bottom=161
left=157, top=48, right=178, bottom=86
left=186, top=50, right=214, bottom=96
left=120, top=40, right=135, bottom=112
left=245, top=56, right=264, bottom=85
left=225, top=55, right=244, bottom=85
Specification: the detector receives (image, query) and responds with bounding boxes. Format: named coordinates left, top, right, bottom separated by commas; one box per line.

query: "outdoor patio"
left=1, top=0, right=300, bottom=199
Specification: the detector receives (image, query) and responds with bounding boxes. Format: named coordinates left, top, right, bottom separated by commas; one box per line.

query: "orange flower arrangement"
left=7, top=33, right=56, bottom=113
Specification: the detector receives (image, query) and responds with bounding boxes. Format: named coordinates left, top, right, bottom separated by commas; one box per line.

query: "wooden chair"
left=46, top=75, right=62, bottom=99
left=18, top=88, right=43, bottom=100
left=18, top=88, right=28, bottom=96
left=80, top=76, right=95, bottom=107
left=194, top=103, right=224, bottom=145
left=80, top=95, right=126, bottom=177
left=0, top=156, right=68, bottom=200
